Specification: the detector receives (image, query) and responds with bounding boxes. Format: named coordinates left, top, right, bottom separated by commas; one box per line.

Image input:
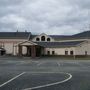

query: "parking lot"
left=0, top=57, right=90, bottom=90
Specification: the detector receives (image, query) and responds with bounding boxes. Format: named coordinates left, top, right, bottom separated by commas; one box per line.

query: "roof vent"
left=25, top=30, right=27, bottom=32
left=17, top=30, right=18, bottom=32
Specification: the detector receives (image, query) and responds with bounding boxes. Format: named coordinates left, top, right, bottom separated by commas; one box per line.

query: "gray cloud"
left=0, top=0, right=90, bottom=35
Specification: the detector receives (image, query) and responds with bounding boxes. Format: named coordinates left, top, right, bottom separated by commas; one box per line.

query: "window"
left=41, top=36, right=45, bottom=41
left=47, top=38, right=50, bottom=41
left=0, top=49, right=6, bottom=56
left=52, top=51, right=55, bottom=55
left=65, top=51, right=68, bottom=55
left=47, top=51, right=50, bottom=55
left=36, top=38, right=40, bottom=41
left=85, top=51, right=87, bottom=55
left=70, top=51, right=73, bottom=55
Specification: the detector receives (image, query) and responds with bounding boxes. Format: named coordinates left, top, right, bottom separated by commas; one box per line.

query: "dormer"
left=32, top=33, right=54, bottom=42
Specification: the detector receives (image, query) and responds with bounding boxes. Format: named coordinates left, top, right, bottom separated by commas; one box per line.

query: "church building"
left=0, top=31, right=90, bottom=57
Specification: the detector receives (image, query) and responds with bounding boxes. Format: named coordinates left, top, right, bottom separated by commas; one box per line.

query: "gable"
left=17, top=41, right=37, bottom=46
left=32, top=33, right=54, bottom=42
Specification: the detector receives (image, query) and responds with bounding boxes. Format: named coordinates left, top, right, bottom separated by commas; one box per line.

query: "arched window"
left=41, top=36, right=45, bottom=41
left=47, top=51, right=50, bottom=55
left=70, top=51, right=73, bottom=55
left=85, top=51, right=87, bottom=55
left=36, top=38, right=40, bottom=41
left=52, top=51, right=55, bottom=55
left=47, top=38, right=50, bottom=41
left=65, top=51, right=68, bottom=55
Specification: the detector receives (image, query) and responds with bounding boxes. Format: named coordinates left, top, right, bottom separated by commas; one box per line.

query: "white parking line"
left=17, top=61, right=31, bottom=65
left=0, top=72, right=26, bottom=88
left=37, top=62, right=45, bottom=66
left=57, top=62, right=61, bottom=67
left=33, top=61, right=39, bottom=63
left=23, top=72, right=72, bottom=90
left=66, top=62, right=79, bottom=64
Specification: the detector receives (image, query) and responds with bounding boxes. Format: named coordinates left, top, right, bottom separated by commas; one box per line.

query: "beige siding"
left=75, top=42, right=90, bottom=55
left=4, top=43, right=13, bottom=54
left=45, top=47, right=75, bottom=55
left=0, top=39, right=27, bottom=55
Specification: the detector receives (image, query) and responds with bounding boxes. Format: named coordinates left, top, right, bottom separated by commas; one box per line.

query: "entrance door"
left=36, top=46, right=41, bottom=57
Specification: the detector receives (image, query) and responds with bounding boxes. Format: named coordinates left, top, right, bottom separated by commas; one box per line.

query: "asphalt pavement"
left=0, top=57, right=90, bottom=90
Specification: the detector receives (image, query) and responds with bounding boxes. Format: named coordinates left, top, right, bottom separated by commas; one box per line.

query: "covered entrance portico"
left=17, top=41, right=44, bottom=58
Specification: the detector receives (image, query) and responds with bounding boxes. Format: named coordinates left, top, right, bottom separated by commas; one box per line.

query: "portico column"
left=31, top=45, right=36, bottom=58
left=26, top=46, right=28, bottom=56
left=18, top=45, right=22, bottom=56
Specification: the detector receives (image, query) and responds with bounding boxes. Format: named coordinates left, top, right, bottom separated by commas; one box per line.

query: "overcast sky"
left=0, top=0, right=90, bottom=35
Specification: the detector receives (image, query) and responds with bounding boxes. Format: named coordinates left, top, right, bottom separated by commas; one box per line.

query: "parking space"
left=0, top=58, right=90, bottom=90
left=0, top=59, right=88, bottom=67
left=0, top=72, right=71, bottom=90
left=0, top=72, right=21, bottom=85
left=79, top=62, right=90, bottom=67
left=37, top=62, right=59, bottom=67
left=59, top=62, right=81, bottom=67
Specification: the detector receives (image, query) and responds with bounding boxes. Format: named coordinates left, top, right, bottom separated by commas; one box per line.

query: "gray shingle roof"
left=30, top=35, right=37, bottom=40
left=50, top=35, right=71, bottom=40
left=31, top=31, right=90, bottom=41
left=35, top=41, right=85, bottom=48
left=0, top=31, right=90, bottom=40
left=72, top=31, right=90, bottom=39
left=0, top=32, right=31, bottom=39
left=50, top=31, right=90, bottom=40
